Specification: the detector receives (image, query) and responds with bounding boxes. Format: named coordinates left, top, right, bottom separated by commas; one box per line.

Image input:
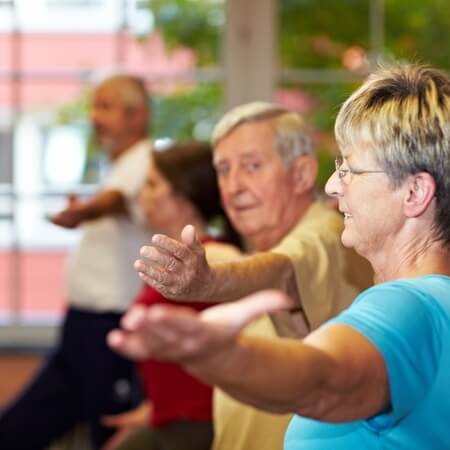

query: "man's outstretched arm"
left=50, top=190, right=127, bottom=228
left=135, top=224, right=299, bottom=307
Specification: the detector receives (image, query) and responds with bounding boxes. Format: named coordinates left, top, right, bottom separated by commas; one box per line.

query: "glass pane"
left=20, top=250, right=67, bottom=322
left=152, top=82, right=222, bottom=141
left=21, top=34, right=118, bottom=73
left=0, top=33, right=13, bottom=70
left=15, top=0, right=123, bottom=33
left=275, top=81, right=359, bottom=187
left=385, top=0, right=450, bottom=70
left=150, top=0, right=224, bottom=67
left=0, top=0, right=225, bottom=329
left=279, top=0, right=370, bottom=70
left=19, top=80, right=86, bottom=109
left=0, top=245, right=14, bottom=324
left=0, top=2, right=14, bottom=33
left=0, top=249, right=68, bottom=323
left=0, top=81, right=11, bottom=107
left=0, top=130, right=13, bottom=183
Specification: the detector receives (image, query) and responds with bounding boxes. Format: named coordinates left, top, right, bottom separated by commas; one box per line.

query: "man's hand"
left=107, top=290, right=292, bottom=364
left=49, top=193, right=86, bottom=229
left=134, top=224, right=215, bottom=301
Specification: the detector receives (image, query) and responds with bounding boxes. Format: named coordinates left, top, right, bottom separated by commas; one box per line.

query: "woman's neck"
left=371, top=238, right=450, bottom=283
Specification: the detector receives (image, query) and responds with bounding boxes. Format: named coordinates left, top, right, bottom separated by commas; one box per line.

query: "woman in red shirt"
left=102, top=142, right=241, bottom=450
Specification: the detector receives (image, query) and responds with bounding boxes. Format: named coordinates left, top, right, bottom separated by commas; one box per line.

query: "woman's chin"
left=341, top=230, right=356, bottom=249
left=342, top=232, right=370, bottom=261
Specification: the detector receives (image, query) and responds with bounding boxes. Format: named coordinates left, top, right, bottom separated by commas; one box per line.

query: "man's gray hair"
left=211, top=102, right=314, bottom=166
left=96, top=74, right=150, bottom=112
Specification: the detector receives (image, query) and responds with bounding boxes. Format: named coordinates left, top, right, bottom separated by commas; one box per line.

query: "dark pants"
left=0, top=308, right=141, bottom=450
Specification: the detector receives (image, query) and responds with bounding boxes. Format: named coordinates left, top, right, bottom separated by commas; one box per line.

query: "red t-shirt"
left=134, top=285, right=213, bottom=427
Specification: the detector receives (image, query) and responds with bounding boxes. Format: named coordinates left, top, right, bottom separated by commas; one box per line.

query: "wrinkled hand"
left=134, top=225, right=214, bottom=301
left=49, top=193, right=85, bottom=229
left=107, top=290, right=292, bottom=365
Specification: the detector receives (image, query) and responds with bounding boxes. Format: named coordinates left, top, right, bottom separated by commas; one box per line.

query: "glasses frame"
left=334, top=156, right=384, bottom=183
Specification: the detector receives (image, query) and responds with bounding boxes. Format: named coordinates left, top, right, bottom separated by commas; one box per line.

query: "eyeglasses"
left=334, top=156, right=384, bottom=184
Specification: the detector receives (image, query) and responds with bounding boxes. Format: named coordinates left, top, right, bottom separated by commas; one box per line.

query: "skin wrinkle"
left=376, top=231, right=439, bottom=282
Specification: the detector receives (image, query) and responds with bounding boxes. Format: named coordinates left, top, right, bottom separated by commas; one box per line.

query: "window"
left=1, top=0, right=223, bottom=338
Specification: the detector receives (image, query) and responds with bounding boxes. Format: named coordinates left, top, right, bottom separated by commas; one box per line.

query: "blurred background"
left=1, top=0, right=449, bottom=355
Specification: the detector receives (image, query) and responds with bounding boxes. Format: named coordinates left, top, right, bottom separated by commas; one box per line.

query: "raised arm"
left=135, top=224, right=299, bottom=306
left=108, top=290, right=389, bottom=422
left=50, top=190, right=127, bottom=228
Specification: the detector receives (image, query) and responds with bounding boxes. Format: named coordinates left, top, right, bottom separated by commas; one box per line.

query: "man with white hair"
left=0, top=75, right=152, bottom=450
left=128, top=102, right=373, bottom=450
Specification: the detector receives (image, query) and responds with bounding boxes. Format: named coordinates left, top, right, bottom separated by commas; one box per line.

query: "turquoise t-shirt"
left=284, top=275, right=450, bottom=450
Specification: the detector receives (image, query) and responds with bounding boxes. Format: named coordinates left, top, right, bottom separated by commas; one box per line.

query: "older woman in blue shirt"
left=108, top=64, right=450, bottom=450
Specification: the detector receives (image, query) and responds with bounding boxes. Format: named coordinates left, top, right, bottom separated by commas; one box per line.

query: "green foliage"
left=58, top=0, right=450, bottom=182
left=279, top=0, right=370, bottom=69
left=151, top=83, right=222, bottom=140
left=138, top=0, right=450, bottom=141
left=145, top=0, right=223, bottom=65
left=317, top=151, right=335, bottom=188
left=144, top=0, right=450, bottom=73
left=56, top=87, right=91, bottom=126
left=279, top=0, right=450, bottom=70
left=384, top=0, right=450, bottom=69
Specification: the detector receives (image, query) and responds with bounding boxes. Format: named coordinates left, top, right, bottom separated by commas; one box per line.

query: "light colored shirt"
left=213, top=316, right=292, bottom=450
left=213, top=201, right=366, bottom=450
left=285, top=275, right=450, bottom=450
left=66, top=139, right=152, bottom=312
left=271, top=200, right=362, bottom=335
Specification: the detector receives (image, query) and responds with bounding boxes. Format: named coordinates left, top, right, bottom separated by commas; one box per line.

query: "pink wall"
left=0, top=32, right=197, bottom=108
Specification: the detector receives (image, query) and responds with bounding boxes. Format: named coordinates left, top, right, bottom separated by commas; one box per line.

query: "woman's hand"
left=107, top=290, right=291, bottom=362
left=100, top=402, right=152, bottom=450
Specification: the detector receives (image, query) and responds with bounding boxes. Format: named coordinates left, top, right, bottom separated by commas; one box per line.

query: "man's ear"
left=292, top=155, right=318, bottom=195
left=403, top=172, right=436, bottom=218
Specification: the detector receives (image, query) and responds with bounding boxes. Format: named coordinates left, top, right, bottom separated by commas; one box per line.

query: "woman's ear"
left=292, top=155, right=318, bottom=195
left=403, top=172, right=436, bottom=218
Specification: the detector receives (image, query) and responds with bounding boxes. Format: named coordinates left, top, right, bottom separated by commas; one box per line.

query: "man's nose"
left=223, top=168, right=244, bottom=195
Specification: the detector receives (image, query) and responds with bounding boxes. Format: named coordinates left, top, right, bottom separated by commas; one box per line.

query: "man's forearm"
left=81, top=189, right=127, bottom=220
left=209, top=252, right=299, bottom=306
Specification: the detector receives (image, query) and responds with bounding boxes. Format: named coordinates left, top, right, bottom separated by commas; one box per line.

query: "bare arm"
left=210, top=252, right=299, bottom=305
left=108, top=291, right=389, bottom=422
left=194, top=325, right=388, bottom=421
left=135, top=224, right=299, bottom=307
left=50, top=190, right=127, bottom=228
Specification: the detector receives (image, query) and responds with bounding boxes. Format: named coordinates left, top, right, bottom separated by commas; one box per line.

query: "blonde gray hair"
left=212, top=102, right=314, bottom=166
left=335, top=63, right=450, bottom=244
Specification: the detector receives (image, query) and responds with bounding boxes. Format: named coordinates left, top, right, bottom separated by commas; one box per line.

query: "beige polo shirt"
left=213, top=200, right=373, bottom=450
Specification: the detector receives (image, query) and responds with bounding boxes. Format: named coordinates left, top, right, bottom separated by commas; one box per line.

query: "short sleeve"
left=105, top=142, right=151, bottom=199
left=330, top=283, right=443, bottom=430
left=271, top=207, right=357, bottom=330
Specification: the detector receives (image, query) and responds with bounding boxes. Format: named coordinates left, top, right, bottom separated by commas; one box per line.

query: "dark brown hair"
left=154, top=142, right=242, bottom=247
